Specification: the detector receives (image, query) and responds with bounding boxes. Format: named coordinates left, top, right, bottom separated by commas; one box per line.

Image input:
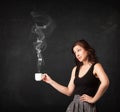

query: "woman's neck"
left=82, top=60, right=91, bottom=65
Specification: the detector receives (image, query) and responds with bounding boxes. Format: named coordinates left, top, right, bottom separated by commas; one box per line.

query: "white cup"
left=35, top=73, right=44, bottom=81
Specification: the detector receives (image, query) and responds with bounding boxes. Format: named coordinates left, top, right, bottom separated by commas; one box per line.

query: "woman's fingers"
left=80, top=94, right=93, bottom=103
left=80, top=94, right=86, bottom=101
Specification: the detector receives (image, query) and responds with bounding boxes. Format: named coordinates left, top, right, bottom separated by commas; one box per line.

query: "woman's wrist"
left=91, top=97, right=97, bottom=104
left=49, top=79, right=54, bottom=85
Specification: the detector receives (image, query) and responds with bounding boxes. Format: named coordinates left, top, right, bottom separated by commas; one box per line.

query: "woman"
left=42, top=39, right=110, bottom=112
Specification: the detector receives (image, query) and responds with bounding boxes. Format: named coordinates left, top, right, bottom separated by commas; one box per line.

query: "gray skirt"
left=66, top=95, right=97, bottom=112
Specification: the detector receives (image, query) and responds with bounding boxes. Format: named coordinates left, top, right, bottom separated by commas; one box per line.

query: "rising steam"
left=31, top=11, right=55, bottom=73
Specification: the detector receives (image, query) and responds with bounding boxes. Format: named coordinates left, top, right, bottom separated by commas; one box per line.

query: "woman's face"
left=73, top=45, right=88, bottom=62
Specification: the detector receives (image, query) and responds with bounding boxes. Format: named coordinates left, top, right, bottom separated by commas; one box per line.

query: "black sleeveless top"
left=74, top=63, right=100, bottom=97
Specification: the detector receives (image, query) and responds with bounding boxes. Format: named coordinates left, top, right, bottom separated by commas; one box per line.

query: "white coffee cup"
left=35, top=73, right=44, bottom=81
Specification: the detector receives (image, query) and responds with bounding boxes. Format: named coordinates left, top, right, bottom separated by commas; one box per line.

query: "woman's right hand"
left=42, top=73, right=53, bottom=84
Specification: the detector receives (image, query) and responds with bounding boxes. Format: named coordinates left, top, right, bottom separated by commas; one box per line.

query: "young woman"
left=42, top=39, right=110, bottom=112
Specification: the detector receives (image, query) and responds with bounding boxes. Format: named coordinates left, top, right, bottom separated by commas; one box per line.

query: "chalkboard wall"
left=0, top=1, right=120, bottom=112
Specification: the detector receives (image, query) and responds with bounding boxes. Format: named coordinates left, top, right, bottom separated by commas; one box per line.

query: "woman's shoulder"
left=93, top=62, right=103, bottom=75
left=93, top=62, right=104, bottom=72
left=70, top=66, right=77, bottom=77
left=72, top=66, right=77, bottom=71
left=94, top=62, right=102, bottom=68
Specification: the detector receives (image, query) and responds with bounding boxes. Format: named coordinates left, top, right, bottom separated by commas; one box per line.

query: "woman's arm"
left=92, top=63, right=110, bottom=103
left=80, top=63, right=110, bottom=103
left=42, top=66, right=76, bottom=96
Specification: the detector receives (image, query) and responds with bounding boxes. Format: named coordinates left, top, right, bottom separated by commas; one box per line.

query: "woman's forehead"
left=73, top=45, right=83, bottom=51
left=74, top=45, right=82, bottom=49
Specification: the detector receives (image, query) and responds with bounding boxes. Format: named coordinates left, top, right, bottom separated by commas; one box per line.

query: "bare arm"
left=42, top=66, right=76, bottom=96
left=92, top=63, right=110, bottom=103
left=80, top=63, right=110, bottom=103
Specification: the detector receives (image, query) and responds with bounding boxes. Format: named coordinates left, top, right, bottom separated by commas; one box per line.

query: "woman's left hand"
left=80, top=94, right=95, bottom=104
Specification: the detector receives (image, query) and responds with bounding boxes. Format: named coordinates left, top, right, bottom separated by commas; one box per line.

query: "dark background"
left=0, top=0, right=120, bottom=112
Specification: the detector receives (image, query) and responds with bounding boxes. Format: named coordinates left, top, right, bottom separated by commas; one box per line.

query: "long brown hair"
left=72, top=39, right=98, bottom=67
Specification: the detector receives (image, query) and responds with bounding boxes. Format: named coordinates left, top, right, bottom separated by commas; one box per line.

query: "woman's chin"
left=78, top=59, right=82, bottom=62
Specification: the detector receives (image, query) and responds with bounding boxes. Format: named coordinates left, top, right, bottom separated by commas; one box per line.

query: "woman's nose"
left=76, top=53, right=79, bottom=57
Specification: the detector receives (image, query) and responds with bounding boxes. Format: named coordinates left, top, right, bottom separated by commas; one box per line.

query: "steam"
left=31, top=11, right=55, bottom=73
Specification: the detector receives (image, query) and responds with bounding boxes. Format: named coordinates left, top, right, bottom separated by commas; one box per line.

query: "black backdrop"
left=0, top=1, right=120, bottom=112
